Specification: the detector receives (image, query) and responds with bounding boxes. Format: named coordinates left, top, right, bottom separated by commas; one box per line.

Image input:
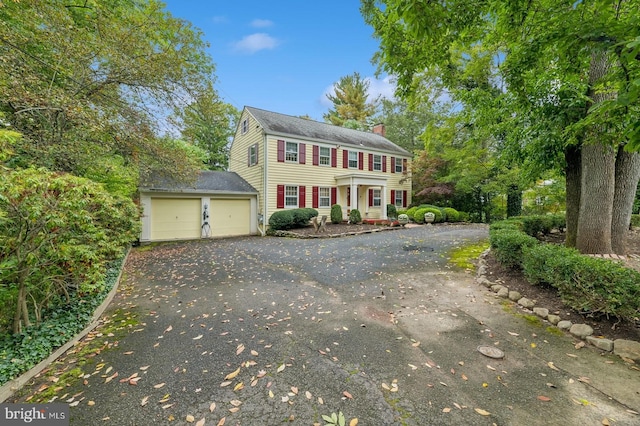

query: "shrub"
left=490, top=219, right=524, bottom=232
left=387, top=204, right=397, bottom=220
left=405, top=206, right=419, bottom=221
left=442, top=207, right=460, bottom=222
left=631, top=214, right=640, bottom=228
left=489, top=229, right=538, bottom=269
left=268, top=210, right=294, bottom=230
left=349, top=209, right=362, bottom=224
left=413, top=207, right=428, bottom=224
left=458, top=211, right=470, bottom=222
left=330, top=204, right=343, bottom=224
left=269, top=208, right=317, bottom=230
left=519, top=215, right=555, bottom=236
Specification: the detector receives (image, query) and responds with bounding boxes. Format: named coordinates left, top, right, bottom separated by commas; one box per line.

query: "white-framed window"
left=395, top=157, right=404, bottom=173
left=395, top=190, right=403, bottom=206
left=348, top=151, right=358, bottom=168
left=241, top=119, right=249, bottom=134
left=372, top=189, right=381, bottom=207
left=249, top=144, right=258, bottom=166
left=373, top=154, right=382, bottom=171
left=319, top=146, right=331, bottom=166
left=319, top=187, right=331, bottom=207
left=285, top=185, right=298, bottom=207
left=286, top=142, right=298, bottom=162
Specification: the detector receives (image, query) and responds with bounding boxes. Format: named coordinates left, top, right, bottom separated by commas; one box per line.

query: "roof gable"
left=245, top=106, right=410, bottom=156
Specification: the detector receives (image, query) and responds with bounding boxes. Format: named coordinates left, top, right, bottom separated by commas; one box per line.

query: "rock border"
left=476, top=248, right=640, bottom=363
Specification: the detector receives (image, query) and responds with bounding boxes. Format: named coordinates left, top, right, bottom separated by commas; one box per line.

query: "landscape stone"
left=533, top=307, right=549, bottom=319
left=517, top=297, right=535, bottom=309
left=547, top=314, right=561, bottom=325
left=569, top=323, right=593, bottom=339
left=476, top=277, right=493, bottom=288
left=557, top=320, right=572, bottom=330
left=491, top=284, right=505, bottom=293
left=586, top=336, right=614, bottom=352
left=508, top=291, right=522, bottom=301
left=497, top=287, right=509, bottom=298
left=477, top=265, right=487, bottom=275
left=613, top=339, right=640, bottom=362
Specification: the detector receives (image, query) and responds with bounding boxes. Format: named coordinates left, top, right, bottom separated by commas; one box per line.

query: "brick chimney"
left=372, top=123, right=386, bottom=137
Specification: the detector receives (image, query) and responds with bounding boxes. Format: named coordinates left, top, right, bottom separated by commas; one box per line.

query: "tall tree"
left=0, top=0, right=220, bottom=194
left=362, top=0, right=640, bottom=254
left=171, top=84, right=239, bottom=171
left=372, top=98, right=433, bottom=152
left=324, top=72, right=378, bottom=127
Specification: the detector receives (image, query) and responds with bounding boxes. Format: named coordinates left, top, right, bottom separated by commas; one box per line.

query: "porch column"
left=381, top=185, right=387, bottom=219
left=350, top=182, right=358, bottom=212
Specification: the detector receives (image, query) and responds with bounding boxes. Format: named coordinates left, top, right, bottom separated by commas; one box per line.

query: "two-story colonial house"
left=229, top=106, right=412, bottom=230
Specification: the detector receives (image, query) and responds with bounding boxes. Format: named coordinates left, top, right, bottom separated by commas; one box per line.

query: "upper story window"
left=319, top=146, right=331, bottom=166
left=241, top=118, right=249, bottom=134
left=286, top=142, right=298, bottom=162
left=395, top=157, right=404, bottom=173
left=373, top=154, right=382, bottom=171
left=248, top=143, right=258, bottom=166
left=348, top=151, right=358, bottom=168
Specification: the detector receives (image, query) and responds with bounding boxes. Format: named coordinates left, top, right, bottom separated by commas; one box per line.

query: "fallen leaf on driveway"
left=236, top=344, right=245, bottom=355
left=548, top=362, right=559, bottom=371
left=209, top=402, right=216, bottom=412
left=216, top=418, right=225, bottom=426
left=140, top=396, right=149, bottom=406
left=443, top=407, right=451, bottom=413
left=153, top=383, right=165, bottom=389
left=224, top=367, right=241, bottom=380
left=343, top=391, right=353, bottom=399
left=193, top=334, right=203, bottom=340
left=474, top=408, right=491, bottom=416
left=195, top=418, right=205, bottom=426
left=537, top=395, right=551, bottom=402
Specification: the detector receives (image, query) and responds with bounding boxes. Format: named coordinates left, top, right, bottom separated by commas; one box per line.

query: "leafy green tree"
left=324, top=72, right=378, bottom=127
left=0, top=167, right=140, bottom=334
left=0, top=0, right=218, bottom=192
left=362, top=0, right=640, bottom=254
left=372, top=98, right=433, bottom=152
left=171, top=83, right=239, bottom=171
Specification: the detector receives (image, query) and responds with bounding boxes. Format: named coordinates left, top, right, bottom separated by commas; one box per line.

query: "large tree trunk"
left=565, top=145, right=581, bottom=248
left=576, top=143, right=616, bottom=253
left=611, top=147, right=640, bottom=254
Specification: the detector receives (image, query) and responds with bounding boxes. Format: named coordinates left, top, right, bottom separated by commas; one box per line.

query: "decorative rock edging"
left=272, top=226, right=401, bottom=239
left=475, top=248, right=640, bottom=363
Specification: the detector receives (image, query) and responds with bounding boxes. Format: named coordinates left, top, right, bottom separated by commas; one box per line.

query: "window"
left=395, top=157, right=404, bottom=173
left=241, top=119, right=249, bottom=134
left=348, top=151, right=358, bottom=168
left=373, top=154, right=382, bottom=171
left=285, top=185, right=298, bottom=207
left=372, top=189, right=381, bottom=207
left=318, top=187, right=331, bottom=207
left=395, top=190, right=403, bottom=206
left=319, top=147, right=331, bottom=166
left=248, top=143, right=258, bottom=166
left=286, top=142, right=298, bottom=162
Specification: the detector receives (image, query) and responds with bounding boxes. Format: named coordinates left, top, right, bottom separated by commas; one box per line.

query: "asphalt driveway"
left=14, top=225, right=640, bottom=425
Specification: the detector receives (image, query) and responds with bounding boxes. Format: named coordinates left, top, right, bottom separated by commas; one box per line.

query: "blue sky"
left=161, top=0, right=394, bottom=121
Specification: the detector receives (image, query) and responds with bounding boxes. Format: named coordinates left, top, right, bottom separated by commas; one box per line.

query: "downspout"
left=259, top=130, right=267, bottom=236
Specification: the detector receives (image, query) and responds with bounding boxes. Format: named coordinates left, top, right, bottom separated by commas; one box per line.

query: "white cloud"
left=250, top=19, right=273, bottom=28
left=319, top=75, right=396, bottom=108
left=232, top=33, right=279, bottom=54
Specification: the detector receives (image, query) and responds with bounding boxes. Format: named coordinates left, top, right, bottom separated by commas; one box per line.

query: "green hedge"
left=442, top=207, right=460, bottom=222
left=631, top=214, right=640, bottom=228
left=523, top=243, right=640, bottom=320
left=269, top=208, right=318, bottom=230
left=490, top=215, right=640, bottom=322
left=489, top=228, right=539, bottom=269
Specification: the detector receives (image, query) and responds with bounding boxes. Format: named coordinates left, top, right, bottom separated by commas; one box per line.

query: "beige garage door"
left=210, top=199, right=251, bottom=237
left=151, top=198, right=201, bottom=241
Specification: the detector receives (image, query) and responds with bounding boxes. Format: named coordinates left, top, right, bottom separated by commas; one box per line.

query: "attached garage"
left=139, top=171, right=259, bottom=242
left=150, top=198, right=201, bottom=241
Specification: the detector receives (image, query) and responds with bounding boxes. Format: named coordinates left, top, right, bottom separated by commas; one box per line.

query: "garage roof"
left=141, top=171, right=258, bottom=195
left=245, top=106, right=410, bottom=156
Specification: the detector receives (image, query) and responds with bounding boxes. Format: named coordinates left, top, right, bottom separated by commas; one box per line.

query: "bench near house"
left=229, top=106, right=412, bottom=233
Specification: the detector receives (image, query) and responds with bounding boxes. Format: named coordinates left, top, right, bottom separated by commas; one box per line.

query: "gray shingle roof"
left=245, top=106, right=410, bottom=156
left=141, top=171, right=258, bottom=194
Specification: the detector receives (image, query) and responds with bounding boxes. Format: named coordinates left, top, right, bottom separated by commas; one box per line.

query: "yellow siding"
left=229, top=110, right=264, bottom=204
left=264, top=135, right=412, bottom=220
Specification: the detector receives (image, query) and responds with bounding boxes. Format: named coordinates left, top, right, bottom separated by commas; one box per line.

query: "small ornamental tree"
left=349, top=209, right=362, bottom=224
left=0, top=168, right=140, bottom=334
